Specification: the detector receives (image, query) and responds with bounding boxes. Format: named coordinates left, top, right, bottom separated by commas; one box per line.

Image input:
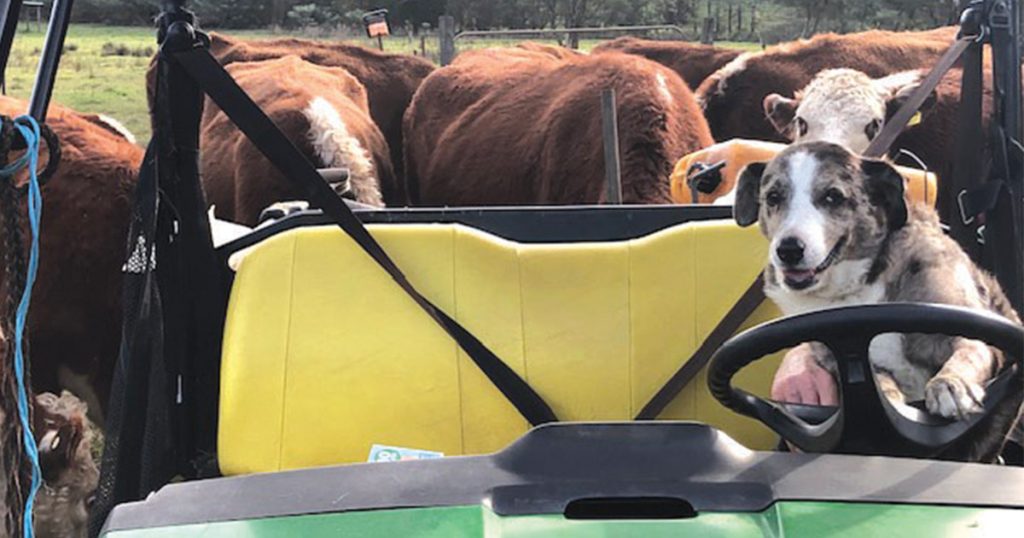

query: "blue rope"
left=1, top=115, right=44, bottom=538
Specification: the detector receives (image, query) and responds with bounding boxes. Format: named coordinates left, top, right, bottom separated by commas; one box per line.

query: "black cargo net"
left=89, top=4, right=227, bottom=535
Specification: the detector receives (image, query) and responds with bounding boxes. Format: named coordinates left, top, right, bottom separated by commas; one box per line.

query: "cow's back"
left=202, top=56, right=392, bottom=225
left=592, top=37, right=742, bottom=89
left=208, top=34, right=433, bottom=205
left=405, top=50, right=712, bottom=205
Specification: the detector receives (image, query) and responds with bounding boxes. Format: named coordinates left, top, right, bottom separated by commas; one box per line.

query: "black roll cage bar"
left=0, top=0, right=1017, bottom=534
left=0, top=0, right=75, bottom=121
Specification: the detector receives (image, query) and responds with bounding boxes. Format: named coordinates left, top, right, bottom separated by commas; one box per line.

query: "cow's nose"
left=776, top=237, right=805, bottom=266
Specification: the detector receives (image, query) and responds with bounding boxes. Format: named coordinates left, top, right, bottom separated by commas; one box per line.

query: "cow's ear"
left=207, top=32, right=237, bottom=57
left=763, top=94, right=798, bottom=137
left=879, top=72, right=937, bottom=125
left=862, top=158, right=908, bottom=231
left=734, top=162, right=767, bottom=227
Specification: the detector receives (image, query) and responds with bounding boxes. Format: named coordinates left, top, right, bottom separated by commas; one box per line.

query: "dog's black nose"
left=776, top=237, right=805, bottom=266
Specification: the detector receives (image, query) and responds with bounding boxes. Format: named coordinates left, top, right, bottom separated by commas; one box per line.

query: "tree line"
left=72, top=1, right=963, bottom=42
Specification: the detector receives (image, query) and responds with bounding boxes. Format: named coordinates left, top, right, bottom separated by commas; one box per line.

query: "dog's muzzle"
left=781, top=235, right=848, bottom=291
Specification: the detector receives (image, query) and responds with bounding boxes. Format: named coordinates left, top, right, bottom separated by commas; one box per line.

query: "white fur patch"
left=869, top=333, right=930, bottom=401
left=699, top=52, right=752, bottom=109
left=793, top=69, right=883, bottom=153
left=791, top=68, right=924, bottom=154
left=303, top=96, right=383, bottom=207
left=772, top=151, right=828, bottom=269
left=953, top=262, right=981, bottom=304
left=873, top=70, right=924, bottom=96
left=655, top=71, right=673, bottom=104
left=95, top=114, right=137, bottom=145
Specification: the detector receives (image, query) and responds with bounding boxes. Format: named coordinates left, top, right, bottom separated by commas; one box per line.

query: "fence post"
left=701, top=17, right=716, bottom=45
left=439, top=15, right=456, bottom=66
left=601, top=88, right=623, bottom=205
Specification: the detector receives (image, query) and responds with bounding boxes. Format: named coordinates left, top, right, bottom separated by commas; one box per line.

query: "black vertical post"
left=0, top=0, right=24, bottom=92
left=601, top=88, right=623, bottom=205
left=439, top=15, right=455, bottom=66
left=90, top=1, right=226, bottom=534
left=154, top=0, right=223, bottom=476
left=28, top=0, right=75, bottom=121
left=985, top=0, right=1024, bottom=314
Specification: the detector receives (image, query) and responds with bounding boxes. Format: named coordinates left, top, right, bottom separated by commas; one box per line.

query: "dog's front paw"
left=925, top=374, right=985, bottom=420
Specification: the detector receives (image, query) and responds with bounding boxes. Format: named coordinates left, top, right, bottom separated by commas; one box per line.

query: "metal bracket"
left=958, top=189, right=977, bottom=225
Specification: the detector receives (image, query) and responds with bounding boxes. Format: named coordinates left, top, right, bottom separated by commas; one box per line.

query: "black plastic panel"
left=218, top=204, right=733, bottom=258
left=103, top=423, right=1024, bottom=533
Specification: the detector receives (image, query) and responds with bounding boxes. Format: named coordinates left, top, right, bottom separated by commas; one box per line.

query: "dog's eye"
left=765, top=190, right=783, bottom=207
left=794, top=117, right=808, bottom=137
left=865, top=118, right=882, bottom=140
left=822, top=188, right=846, bottom=207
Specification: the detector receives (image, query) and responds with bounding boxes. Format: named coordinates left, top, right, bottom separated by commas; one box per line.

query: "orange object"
left=368, top=21, right=390, bottom=37
left=670, top=139, right=939, bottom=207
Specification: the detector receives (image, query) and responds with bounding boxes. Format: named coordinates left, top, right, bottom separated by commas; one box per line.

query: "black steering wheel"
left=707, top=303, right=1023, bottom=457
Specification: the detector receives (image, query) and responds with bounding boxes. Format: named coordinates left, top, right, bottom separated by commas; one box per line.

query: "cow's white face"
left=763, top=69, right=934, bottom=155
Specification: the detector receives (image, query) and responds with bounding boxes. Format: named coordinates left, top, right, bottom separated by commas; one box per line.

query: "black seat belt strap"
left=949, top=38, right=986, bottom=256
left=167, top=43, right=558, bottom=426
left=636, top=275, right=765, bottom=420
left=864, top=35, right=975, bottom=159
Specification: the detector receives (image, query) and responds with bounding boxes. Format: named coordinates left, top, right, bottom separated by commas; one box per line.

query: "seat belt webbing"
left=636, top=275, right=765, bottom=420
left=168, top=44, right=558, bottom=426
left=864, top=35, right=975, bottom=159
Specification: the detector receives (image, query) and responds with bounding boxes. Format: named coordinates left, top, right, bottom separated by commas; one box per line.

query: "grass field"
left=3, top=24, right=760, bottom=145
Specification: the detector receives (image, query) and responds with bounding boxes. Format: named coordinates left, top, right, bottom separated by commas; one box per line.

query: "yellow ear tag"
left=907, top=111, right=923, bottom=127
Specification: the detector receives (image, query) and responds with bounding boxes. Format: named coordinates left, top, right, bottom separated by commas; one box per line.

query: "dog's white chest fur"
left=767, top=260, right=930, bottom=399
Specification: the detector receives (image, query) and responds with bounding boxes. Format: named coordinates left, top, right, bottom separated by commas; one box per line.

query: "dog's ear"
left=734, top=162, right=767, bottom=227
left=861, top=158, right=908, bottom=230
left=763, top=94, right=798, bottom=137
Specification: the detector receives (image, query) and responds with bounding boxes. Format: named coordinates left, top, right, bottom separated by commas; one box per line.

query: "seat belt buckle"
left=686, top=160, right=726, bottom=203
left=958, top=189, right=977, bottom=225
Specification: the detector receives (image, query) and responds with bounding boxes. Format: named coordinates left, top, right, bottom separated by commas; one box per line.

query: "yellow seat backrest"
left=219, top=220, right=782, bottom=475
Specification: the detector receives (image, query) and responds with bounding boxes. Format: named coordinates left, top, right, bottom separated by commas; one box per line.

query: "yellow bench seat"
left=218, top=220, right=783, bottom=476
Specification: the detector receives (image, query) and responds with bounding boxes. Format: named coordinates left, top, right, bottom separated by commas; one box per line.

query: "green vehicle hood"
left=105, top=502, right=1023, bottom=537
left=101, top=424, right=1024, bottom=537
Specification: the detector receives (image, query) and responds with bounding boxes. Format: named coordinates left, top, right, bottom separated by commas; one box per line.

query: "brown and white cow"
left=207, top=33, right=435, bottom=206
left=0, top=97, right=142, bottom=426
left=403, top=47, right=713, bottom=206
left=592, top=37, right=742, bottom=89
left=201, top=55, right=391, bottom=226
left=761, top=65, right=994, bottom=185
left=79, top=114, right=137, bottom=146
left=696, top=27, right=958, bottom=143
